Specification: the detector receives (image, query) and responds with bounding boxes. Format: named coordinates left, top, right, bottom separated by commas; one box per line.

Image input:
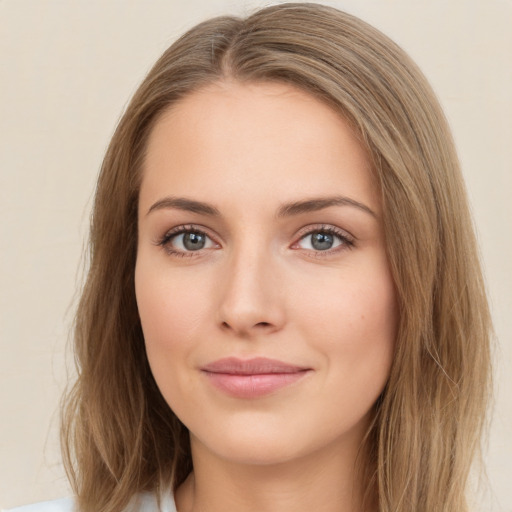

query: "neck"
left=175, top=435, right=373, bottom=512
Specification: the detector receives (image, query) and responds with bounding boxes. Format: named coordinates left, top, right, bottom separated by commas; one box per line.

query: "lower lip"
left=202, top=371, right=310, bottom=398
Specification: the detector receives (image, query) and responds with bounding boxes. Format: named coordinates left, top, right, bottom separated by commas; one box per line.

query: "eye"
left=157, top=226, right=217, bottom=256
left=294, top=226, right=353, bottom=252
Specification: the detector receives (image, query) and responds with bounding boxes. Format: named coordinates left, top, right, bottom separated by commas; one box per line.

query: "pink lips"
left=201, top=357, right=311, bottom=398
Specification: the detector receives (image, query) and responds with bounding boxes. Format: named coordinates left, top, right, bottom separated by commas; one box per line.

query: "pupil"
left=311, top=232, right=333, bottom=251
left=183, top=232, right=205, bottom=250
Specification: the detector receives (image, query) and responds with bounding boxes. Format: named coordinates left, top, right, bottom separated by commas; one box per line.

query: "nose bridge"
left=217, top=233, right=284, bottom=335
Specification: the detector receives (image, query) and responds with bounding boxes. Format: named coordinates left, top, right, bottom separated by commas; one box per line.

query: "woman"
left=10, top=3, right=492, bottom=511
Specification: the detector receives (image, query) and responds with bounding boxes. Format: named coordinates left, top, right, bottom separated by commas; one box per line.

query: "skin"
left=135, top=81, right=397, bottom=512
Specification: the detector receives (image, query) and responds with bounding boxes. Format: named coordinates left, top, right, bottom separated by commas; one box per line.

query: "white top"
left=3, top=493, right=177, bottom=512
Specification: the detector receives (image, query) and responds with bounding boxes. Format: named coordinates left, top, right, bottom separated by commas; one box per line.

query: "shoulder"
left=3, top=493, right=176, bottom=512
left=3, top=497, right=74, bottom=512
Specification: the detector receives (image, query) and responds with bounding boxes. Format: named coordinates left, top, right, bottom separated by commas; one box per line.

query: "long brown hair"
left=61, top=3, right=492, bottom=511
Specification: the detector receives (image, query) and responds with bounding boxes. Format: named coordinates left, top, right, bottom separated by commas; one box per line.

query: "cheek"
left=298, top=258, right=396, bottom=330
left=134, top=260, right=212, bottom=404
left=293, top=258, right=397, bottom=388
left=135, top=260, right=209, bottom=347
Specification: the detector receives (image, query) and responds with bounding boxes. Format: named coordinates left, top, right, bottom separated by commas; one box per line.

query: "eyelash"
left=155, top=224, right=355, bottom=258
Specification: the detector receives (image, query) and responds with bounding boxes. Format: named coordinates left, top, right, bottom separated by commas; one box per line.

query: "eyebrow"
left=147, top=197, right=221, bottom=217
left=146, top=195, right=376, bottom=218
left=276, top=196, right=376, bottom=218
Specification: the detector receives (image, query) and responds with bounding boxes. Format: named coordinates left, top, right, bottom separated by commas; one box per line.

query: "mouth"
left=200, top=357, right=312, bottom=398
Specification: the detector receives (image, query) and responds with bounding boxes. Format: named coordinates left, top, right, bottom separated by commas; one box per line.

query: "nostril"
left=256, top=322, right=271, bottom=328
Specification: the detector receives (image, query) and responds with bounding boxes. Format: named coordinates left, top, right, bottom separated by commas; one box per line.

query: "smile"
left=201, top=357, right=312, bottom=398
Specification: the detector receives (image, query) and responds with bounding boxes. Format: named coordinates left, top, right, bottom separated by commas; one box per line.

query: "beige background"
left=1, top=0, right=511, bottom=509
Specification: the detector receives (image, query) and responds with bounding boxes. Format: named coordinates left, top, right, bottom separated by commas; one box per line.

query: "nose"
left=216, top=244, right=286, bottom=338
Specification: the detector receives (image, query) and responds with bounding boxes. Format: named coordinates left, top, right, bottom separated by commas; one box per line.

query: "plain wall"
left=1, top=0, right=511, bottom=509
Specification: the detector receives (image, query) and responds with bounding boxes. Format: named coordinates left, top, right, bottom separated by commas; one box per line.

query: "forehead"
left=140, top=81, right=379, bottom=215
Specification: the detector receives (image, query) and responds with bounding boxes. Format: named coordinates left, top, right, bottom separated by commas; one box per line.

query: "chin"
left=202, top=436, right=306, bottom=466
left=189, top=413, right=368, bottom=469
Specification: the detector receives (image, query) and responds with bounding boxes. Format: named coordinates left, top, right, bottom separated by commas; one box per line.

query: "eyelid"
left=290, top=224, right=355, bottom=253
left=293, top=223, right=354, bottom=241
left=155, top=224, right=221, bottom=256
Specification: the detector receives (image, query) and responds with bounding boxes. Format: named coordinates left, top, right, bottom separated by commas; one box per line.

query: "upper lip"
left=201, top=357, right=310, bottom=375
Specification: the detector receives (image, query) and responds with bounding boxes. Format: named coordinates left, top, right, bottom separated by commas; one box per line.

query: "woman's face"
left=135, top=81, right=397, bottom=466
